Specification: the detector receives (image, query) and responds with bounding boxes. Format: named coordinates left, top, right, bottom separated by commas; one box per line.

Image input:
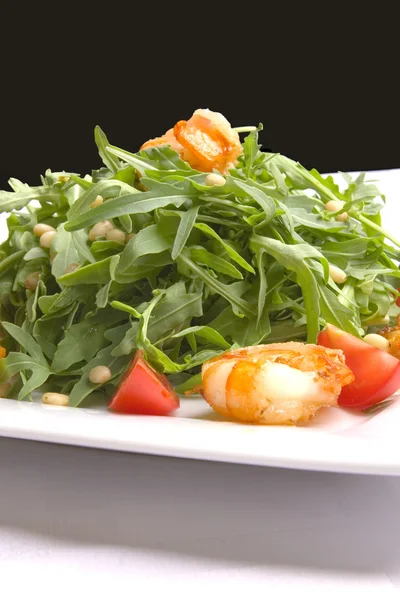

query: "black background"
left=0, top=8, right=397, bottom=190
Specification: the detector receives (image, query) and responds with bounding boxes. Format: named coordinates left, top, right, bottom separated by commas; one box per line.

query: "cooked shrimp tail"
left=202, top=343, right=354, bottom=425
left=140, top=109, right=242, bottom=174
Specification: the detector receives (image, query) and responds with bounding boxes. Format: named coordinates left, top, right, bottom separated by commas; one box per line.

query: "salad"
left=1, top=108, right=400, bottom=423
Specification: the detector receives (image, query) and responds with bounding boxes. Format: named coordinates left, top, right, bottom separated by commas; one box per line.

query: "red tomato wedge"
left=318, top=324, right=400, bottom=408
left=109, top=351, right=180, bottom=415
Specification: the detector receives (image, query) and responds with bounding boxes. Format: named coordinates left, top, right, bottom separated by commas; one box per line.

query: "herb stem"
left=356, top=213, right=400, bottom=249
left=233, top=126, right=258, bottom=133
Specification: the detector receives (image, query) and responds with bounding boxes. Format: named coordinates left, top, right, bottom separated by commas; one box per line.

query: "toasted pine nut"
left=90, top=195, right=104, bottom=208
left=329, top=264, right=347, bottom=284
left=335, top=212, right=349, bottom=222
left=106, top=228, right=126, bottom=243
left=40, top=230, right=57, bottom=248
left=363, top=333, right=390, bottom=351
left=42, top=392, right=69, bottom=406
left=88, top=365, right=112, bottom=384
left=88, top=220, right=114, bottom=241
left=33, top=223, right=55, bottom=237
left=325, top=200, right=344, bottom=212
left=205, top=173, right=226, bottom=187
left=126, top=233, right=136, bottom=242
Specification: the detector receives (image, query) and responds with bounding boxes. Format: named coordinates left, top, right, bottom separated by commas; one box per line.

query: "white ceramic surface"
left=1, top=169, right=399, bottom=475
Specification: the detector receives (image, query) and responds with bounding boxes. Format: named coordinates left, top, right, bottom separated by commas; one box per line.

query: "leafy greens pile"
left=1, top=124, right=399, bottom=406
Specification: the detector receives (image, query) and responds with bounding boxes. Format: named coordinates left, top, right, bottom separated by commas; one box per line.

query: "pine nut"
left=88, top=365, right=112, bottom=384
left=106, top=229, right=126, bottom=243
left=329, top=264, right=347, bottom=284
left=40, top=230, right=57, bottom=248
left=42, top=392, right=69, bottom=406
left=325, top=200, right=345, bottom=212
left=88, top=221, right=114, bottom=241
left=126, top=233, right=136, bottom=242
left=205, top=173, right=226, bottom=187
left=335, top=212, right=349, bottom=222
left=33, top=223, right=55, bottom=237
left=363, top=333, right=390, bottom=351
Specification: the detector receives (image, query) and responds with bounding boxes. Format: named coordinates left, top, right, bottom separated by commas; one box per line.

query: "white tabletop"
left=1, top=437, right=400, bottom=598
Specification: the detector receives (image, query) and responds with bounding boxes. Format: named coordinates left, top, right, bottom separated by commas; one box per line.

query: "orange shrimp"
left=141, top=128, right=184, bottom=154
left=379, top=314, right=400, bottom=360
left=202, top=343, right=354, bottom=425
left=140, top=109, right=242, bottom=174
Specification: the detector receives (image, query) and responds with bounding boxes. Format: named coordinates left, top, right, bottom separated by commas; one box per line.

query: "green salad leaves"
left=1, top=124, right=399, bottom=405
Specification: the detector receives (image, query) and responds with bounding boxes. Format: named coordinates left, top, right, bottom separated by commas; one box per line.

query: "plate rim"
left=1, top=169, right=400, bottom=475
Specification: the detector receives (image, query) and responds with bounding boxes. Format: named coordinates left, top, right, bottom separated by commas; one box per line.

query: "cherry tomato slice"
left=318, top=324, right=400, bottom=408
left=109, top=351, right=180, bottom=416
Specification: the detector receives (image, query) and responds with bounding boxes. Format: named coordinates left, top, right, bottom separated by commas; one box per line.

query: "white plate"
left=1, top=169, right=400, bottom=475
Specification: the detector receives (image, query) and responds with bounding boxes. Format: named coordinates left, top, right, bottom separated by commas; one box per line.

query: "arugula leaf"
left=317, top=284, right=360, bottom=335
left=68, top=345, right=129, bottom=407
left=51, top=224, right=80, bottom=279
left=112, top=282, right=203, bottom=357
left=179, top=251, right=254, bottom=318
left=0, top=352, right=51, bottom=400
left=171, top=325, right=230, bottom=350
left=2, top=322, right=48, bottom=365
left=94, top=126, right=121, bottom=174
left=65, top=182, right=196, bottom=231
left=241, top=126, right=263, bottom=178
left=71, top=230, right=95, bottom=264
left=27, top=280, right=46, bottom=323
left=172, top=205, right=199, bottom=259
left=51, top=321, right=108, bottom=372
left=250, top=235, right=322, bottom=343
left=0, top=180, right=62, bottom=212
left=118, top=223, right=173, bottom=272
left=67, top=180, right=134, bottom=220
left=58, top=256, right=119, bottom=286
left=24, top=247, right=48, bottom=261
left=96, top=281, right=112, bottom=309
left=194, top=223, right=255, bottom=273
left=188, top=246, right=243, bottom=279
left=106, top=144, right=196, bottom=174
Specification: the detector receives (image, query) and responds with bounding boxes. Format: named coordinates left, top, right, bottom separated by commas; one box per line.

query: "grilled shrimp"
left=141, top=109, right=242, bottom=174
left=140, top=128, right=183, bottom=154
left=202, top=343, right=354, bottom=425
